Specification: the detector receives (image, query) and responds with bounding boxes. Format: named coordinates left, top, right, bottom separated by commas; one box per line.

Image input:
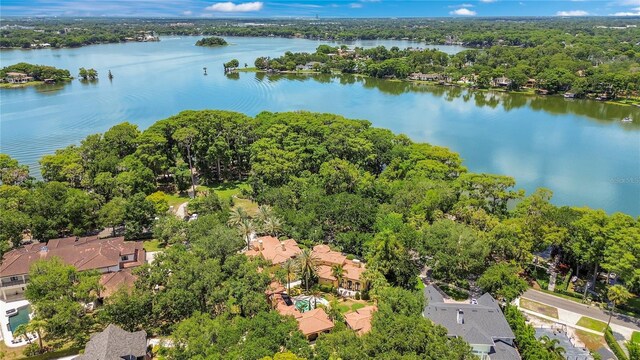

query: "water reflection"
left=257, top=72, right=640, bottom=127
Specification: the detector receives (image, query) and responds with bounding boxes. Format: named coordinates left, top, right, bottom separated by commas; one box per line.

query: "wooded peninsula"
left=1, top=110, right=638, bottom=359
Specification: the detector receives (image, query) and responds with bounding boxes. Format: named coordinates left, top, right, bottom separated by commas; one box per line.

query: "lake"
left=0, top=36, right=638, bottom=215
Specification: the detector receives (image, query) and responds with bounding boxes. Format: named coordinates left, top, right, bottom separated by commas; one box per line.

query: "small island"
left=0, top=62, right=72, bottom=88
left=195, top=36, right=228, bottom=47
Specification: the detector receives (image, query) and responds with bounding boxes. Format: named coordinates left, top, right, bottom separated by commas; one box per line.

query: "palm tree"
left=263, top=216, right=282, bottom=237
left=297, top=248, right=318, bottom=293
left=311, top=288, right=322, bottom=309
left=331, top=264, right=345, bottom=292
left=539, top=335, right=565, bottom=359
left=13, top=319, right=46, bottom=351
left=606, top=284, right=632, bottom=329
left=13, top=323, right=29, bottom=343
left=256, top=205, right=274, bottom=223
left=238, top=218, right=255, bottom=250
left=283, top=259, right=296, bottom=293
left=228, top=207, right=249, bottom=227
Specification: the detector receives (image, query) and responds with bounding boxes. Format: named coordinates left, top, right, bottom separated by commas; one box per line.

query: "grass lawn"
left=142, top=239, right=165, bottom=252
left=632, top=331, right=640, bottom=343
left=576, top=317, right=607, bottom=333
left=575, top=330, right=606, bottom=352
left=0, top=341, right=26, bottom=359
left=520, top=298, right=559, bottom=318
left=165, top=192, right=190, bottom=208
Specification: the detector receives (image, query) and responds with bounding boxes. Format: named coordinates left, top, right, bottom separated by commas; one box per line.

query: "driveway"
left=522, top=289, right=640, bottom=331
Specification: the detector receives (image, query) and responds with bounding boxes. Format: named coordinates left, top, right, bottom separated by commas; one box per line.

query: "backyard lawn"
left=576, top=317, right=607, bottom=333
left=632, top=331, right=640, bottom=343
left=520, top=298, right=559, bottom=318
left=142, top=239, right=164, bottom=252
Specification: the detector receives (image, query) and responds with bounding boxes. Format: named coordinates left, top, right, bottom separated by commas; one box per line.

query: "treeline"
left=261, top=43, right=640, bottom=96
left=195, top=36, right=227, bottom=47
left=0, top=62, right=71, bottom=81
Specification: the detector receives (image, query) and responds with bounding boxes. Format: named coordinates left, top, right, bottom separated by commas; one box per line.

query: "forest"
left=1, top=110, right=639, bottom=359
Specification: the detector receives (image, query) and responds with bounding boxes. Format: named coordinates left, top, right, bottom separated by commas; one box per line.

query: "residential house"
left=0, top=236, right=145, bottom=301
left=313, top=244, right=366, bottom=294
left=493, top=77, right=512, bottom=87
left=272, top=292, right=335, bottom=340
left=423, top=284, right=520, bottom=360
left=5, top=72, right=34, bottom=84
left=73, top=324, right=150, bottom=360
left=344, top=305, right=377, bottom=335
left=409, top=73, right=441, bottom=81
left=245, top=236, right=302, bottom=265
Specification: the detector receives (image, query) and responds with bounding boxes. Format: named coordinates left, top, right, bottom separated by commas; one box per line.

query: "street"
left=522, top=289, right=640, bottom=331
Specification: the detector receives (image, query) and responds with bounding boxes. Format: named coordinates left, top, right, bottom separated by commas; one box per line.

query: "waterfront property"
left=4, top=72, right=34, bottom=84
left=423, top=284, right=520, bottom=360
left=0, top=236, right=145, bottom=301
left=74, top=324, right=151, bottom=360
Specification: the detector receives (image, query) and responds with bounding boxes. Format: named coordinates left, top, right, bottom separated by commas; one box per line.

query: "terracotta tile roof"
left=250, top=236, right=301, bottom=265
left=344, top=305, right=377, bottom=335
left=265, top=280, right=286, bottom=296
left=297, top=308, right=334, bottom=336
left=0, top=237, right=145, bottom=277
left=312, top=244, right=346, bottom=265
left=100, top=269, right=137, bottom=298
left=343, top=260, right=365, bottom=282
left=317, top=265, right=336, bottom=281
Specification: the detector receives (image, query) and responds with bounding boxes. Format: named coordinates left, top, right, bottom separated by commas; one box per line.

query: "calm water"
left=1, top=37, right=639, bottom=215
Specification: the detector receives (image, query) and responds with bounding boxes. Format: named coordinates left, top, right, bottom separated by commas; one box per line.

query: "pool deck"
left=0, top=298, right=35, bottom=347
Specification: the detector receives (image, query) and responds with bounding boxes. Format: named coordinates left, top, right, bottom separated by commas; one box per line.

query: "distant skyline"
left=2, top=0, right=640, bottom=18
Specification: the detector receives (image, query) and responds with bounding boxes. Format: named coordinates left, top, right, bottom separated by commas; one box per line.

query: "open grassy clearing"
left=575, top=330, right=606, bottom=352
left=576, top=317, right=607, bottom=333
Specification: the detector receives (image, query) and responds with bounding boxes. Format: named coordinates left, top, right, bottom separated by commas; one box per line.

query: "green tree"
left=606, top=285, right=632, bottom=329
left=478, top=263, right=528, bottom=302
left=297, top=248, right=318, bottom=293
left=98, top=197, right=127, bottom=236
left=123, top=192, right=156, bottom=239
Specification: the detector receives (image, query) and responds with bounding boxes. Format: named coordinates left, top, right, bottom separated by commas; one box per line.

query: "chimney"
left=258, top=240, right=263, bottom=251
left=457, top=309, right=464, bottom=324
left=280, top=241, right=286, bottom=251
left=39, top=246, right=49, bottom=259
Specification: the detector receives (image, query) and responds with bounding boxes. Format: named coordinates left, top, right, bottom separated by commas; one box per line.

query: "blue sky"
left=2, top=0, right=640, bottom=18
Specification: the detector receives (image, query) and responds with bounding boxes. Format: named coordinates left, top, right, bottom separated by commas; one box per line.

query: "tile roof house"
left=344, top=305, right=377, bottom=335
left=423, top=284, right=520, bottom=360
left=246, top=236, right=302, bottom=265
left=313, top=244, right=366, bottom=293
left=0, top=236, right=145, bottom=301
left=73, top=324, right=150, bottom=360
left=272, top=293, right=334, bottom=340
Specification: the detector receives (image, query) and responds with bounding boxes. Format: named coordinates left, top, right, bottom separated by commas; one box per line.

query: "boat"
left=563, top=92, right=575, bottom=98
left=621, top=117, right=633, bottom=123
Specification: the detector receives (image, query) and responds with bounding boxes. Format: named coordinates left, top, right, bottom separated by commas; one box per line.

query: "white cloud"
left=450, top=8, right=477, bottom=15
left=350, top=3, right=363, bottom=8
left=205, top=2, right=264, bottom=12
left=618, top=0, right=640, bottom=5
left=611, top=10, right=640, bottom=15
left=556, top=10, right=589, bottom=16
left=448, top=3, right=474, bottom=8
left=479, top=0, right=496, bottom=3
left=183, top=10, right=193, bottom=15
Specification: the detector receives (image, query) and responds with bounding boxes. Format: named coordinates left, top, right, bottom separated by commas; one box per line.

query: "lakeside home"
left=0, top=236, right=145, bottom=301
left=4, top=72, right=34, bottom=84
left=423, top=284, right=520, bottom=360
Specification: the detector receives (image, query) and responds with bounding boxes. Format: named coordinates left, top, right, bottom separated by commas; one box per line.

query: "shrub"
left=319, top=284, right=334, bottom=293
left=23, top=343, right=42, bottom=357
left=361, top=290, right=370, bottom=301
left=605, top=327, right=628, bottom=360
left=355, top=292, right=361, bottom=300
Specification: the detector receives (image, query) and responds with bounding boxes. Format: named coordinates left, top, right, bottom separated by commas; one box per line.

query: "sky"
left=1, top=0, right=640, bottom=18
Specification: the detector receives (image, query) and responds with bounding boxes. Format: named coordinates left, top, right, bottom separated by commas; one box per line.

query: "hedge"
left=605, top=327, right=628, bottom=360
left=20, top=347, right=82, bottom=360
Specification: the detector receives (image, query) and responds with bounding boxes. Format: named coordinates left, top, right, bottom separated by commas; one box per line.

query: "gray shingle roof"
left=422, top=285, right=519, bottom=358
left=73, top=324, right=147, bottom=360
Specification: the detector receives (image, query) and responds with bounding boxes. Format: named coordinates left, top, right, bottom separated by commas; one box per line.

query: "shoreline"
left=238, top=69, right=640, bottom=108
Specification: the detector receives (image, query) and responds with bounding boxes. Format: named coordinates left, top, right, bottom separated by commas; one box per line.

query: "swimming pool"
left=8, top=306, right=31, bottom=334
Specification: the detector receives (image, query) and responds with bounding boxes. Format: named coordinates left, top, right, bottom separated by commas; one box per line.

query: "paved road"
left=522, top=289, right=640, bottom=331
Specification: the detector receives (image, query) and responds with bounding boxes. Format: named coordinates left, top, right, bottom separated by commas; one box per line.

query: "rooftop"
left=344, top=305, right=377, bottom=335
left=0, top=236, right=144, bottom=278
left=73, top=324, right=147, bottom=360
left=248, top=236, right=302, bottom=265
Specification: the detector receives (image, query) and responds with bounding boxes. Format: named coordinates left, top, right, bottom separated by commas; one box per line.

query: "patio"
left=0, top=298, right=37, bottom=347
